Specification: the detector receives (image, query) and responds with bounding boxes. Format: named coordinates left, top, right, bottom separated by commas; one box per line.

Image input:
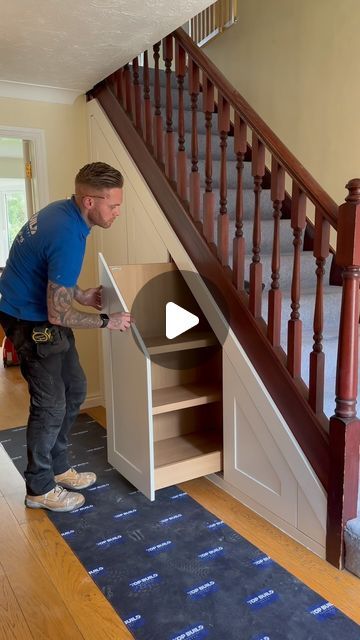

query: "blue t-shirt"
left=0, top=198, right=90, bottom=321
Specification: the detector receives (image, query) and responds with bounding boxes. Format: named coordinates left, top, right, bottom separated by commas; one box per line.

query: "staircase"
left=147, top=65, right=344, bottom=420
left=89, top=27, right=360, bottom=572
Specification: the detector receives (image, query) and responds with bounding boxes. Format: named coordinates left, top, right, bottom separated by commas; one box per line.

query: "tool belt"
left=32, top=326, right=56, bottom=343
left=31, top=324, right=70, bottom=357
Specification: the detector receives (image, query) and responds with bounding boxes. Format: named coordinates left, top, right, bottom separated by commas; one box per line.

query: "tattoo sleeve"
left=73, top=285, right=84, bottom=303
left=47, top=281, right=102, bottom=328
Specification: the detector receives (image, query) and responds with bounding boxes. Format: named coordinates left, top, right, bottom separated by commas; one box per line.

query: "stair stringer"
left=87, top=98, right=327, bottom=558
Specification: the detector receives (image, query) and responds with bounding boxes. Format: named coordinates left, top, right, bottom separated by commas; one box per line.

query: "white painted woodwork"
left=221, top=351, right=326, bottom=552
left=223, top=353, right=298, bottom=522
left=89, top=110, right=169, bottom=269
left=99, top=253, right=155, bottom=500
left=297, top=486, right=326, bottom=547
left=88, top=100, right=327, bottom=554
left=0, top=126, right=49, bottom=212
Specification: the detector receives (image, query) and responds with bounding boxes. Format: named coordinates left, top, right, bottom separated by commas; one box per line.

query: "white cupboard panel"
left=224, top=354, right=297, bottom=524
left=99, top=253, right=155, bottom=500
left=297, top=486, right=326, bottom=547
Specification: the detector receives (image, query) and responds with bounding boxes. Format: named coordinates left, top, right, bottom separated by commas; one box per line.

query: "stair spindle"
left=217, top=95, right=230, bottom=265
left=153, top=42, right=164, bottom=163
left=189, top=59, right=201, bottom=221
left=287, top=183, right=306, bottom=377
left=175, top=43, right=187, bottom=200
left=232, top=113, right=247, bottom=290
left=143, top=51, right=153, bottom=147
left=267, top=158, right=285, bottom=345
left=163, top=36, right=175, bottom=182
left=309, top=209, right=329, bottom=414
left=249, top=134, right=265, bottom=317
left=123, top=63, right=132, bottom=119
left=202, top=73, right=215, bottom=243
left=132, top=57, right=142, bottom=134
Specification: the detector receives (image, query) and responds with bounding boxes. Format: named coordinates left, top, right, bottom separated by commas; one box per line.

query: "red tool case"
left=2, top=336, right=20, bottom=366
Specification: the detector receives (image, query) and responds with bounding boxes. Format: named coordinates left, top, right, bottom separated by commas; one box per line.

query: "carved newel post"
left=327, top=179, right=360, bottom=568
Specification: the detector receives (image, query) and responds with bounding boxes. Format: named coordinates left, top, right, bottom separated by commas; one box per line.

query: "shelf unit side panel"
left=99, top=253, right=155, bottom=500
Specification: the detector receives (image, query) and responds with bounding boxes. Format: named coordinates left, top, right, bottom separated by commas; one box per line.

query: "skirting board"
left=207, top=472, right=326, bottom=559
left=81, top=394, right=103, bottom=410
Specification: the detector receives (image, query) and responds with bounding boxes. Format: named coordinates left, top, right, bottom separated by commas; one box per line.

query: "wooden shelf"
left=144, top=331, right=217, bottom=355
left=101, top=256, right=223, bottom=500
left=154, top=430, right=223, bottom=489
left=152, top=383, right=221, bottom=415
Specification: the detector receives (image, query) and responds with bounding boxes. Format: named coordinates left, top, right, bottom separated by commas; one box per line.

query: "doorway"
left=0, top=126, right=49, bottom=269
left=0, top=138, right=34, bottom=268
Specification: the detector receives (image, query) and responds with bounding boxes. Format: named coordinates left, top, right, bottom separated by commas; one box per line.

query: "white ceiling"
left=0, top=0, right=211, bottom=101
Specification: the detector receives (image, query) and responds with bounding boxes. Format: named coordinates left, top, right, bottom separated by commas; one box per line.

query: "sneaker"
left=54, top=467, right=97, bottom=490
left=25, top=485, right=85, bottom=512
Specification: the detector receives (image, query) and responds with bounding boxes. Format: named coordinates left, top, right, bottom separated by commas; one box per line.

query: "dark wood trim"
left=91, top=84, right=329, bottom=490
left=327, top=417, right=360, bottom=568
left=174, top=28, right=338, bottom=229
left=330, top=253, right=343, bottom=286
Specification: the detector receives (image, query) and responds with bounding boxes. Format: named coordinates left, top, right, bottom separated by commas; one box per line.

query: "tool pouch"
left=31, top=325, right=70, bottom=358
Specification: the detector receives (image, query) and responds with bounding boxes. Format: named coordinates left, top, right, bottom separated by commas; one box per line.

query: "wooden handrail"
left=174, top=27, right=338, bottom=228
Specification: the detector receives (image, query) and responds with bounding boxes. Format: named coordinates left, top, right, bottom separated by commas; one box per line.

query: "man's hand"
left=107, top=312, right=135, bottom=331
left=75, top=286, right=102, bottom=310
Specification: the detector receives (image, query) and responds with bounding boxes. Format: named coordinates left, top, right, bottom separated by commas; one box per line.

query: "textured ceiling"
left=0, top=0, right=211, bottom=94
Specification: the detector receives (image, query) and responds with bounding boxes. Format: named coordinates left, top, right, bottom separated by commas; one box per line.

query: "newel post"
left=326, top=179, right=360, bottom=568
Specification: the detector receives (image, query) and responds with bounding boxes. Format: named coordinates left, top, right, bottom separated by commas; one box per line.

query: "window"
left=0, top=178, right=28, bottom=267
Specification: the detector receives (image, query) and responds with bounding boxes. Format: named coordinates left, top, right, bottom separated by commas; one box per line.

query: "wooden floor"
left=1, top=366, right=360, bottom=639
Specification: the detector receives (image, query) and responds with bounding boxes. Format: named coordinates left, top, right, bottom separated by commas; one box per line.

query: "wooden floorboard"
left=0, top=561, right=34, bottom=640
left=0, top=365, right=360, bottom=636
left=21, top=518, right=133, bottom=640
left=0, top=498, right=85, bottom=640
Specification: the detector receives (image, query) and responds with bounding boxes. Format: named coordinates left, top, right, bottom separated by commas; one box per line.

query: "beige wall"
left=0, top=95, right=101, bottom=401
left=0, top=157, right=24, bottom=178
left=204, top=0, right=360, bottom=204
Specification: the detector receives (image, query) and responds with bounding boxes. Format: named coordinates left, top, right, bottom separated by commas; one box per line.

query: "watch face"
left=100, top=314, right=109, bottom=327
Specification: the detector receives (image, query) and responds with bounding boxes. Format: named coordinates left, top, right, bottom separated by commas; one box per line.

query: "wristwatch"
left=99, top=313, right=110, bottom=328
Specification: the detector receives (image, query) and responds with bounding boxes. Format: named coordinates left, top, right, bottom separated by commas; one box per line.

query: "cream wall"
left=0, top=158, right=24, bottom=178
left=204, top=0, right=360, bottom=204
left=0, top=95, right=101, bottom=402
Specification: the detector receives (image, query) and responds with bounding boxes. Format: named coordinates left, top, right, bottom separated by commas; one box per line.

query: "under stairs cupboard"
left=99, top=253, right=223, bottom=500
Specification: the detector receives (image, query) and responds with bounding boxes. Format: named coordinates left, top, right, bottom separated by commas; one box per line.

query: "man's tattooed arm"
left=73, top=285, right=85, bottom=303
left=47, top=281, right=102, bottom=328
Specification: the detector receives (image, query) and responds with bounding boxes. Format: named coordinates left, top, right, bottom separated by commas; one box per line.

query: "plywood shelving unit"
left=100, top=256, right=223, bottom=500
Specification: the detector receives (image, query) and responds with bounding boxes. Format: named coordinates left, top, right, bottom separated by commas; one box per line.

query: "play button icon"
left=166, top=302, right=199, bottom=339
left=129, top=268, right=229, bottom=369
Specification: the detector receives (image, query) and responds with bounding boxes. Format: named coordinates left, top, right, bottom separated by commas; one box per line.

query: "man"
left=0, top=162, right=133, bottom=512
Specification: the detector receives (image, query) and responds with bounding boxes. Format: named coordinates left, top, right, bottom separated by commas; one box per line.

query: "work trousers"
left=0, top=311, right=87, bottom=496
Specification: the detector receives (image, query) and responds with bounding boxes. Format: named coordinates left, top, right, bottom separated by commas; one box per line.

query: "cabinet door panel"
left=99, top=253, right=154, bottom=500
